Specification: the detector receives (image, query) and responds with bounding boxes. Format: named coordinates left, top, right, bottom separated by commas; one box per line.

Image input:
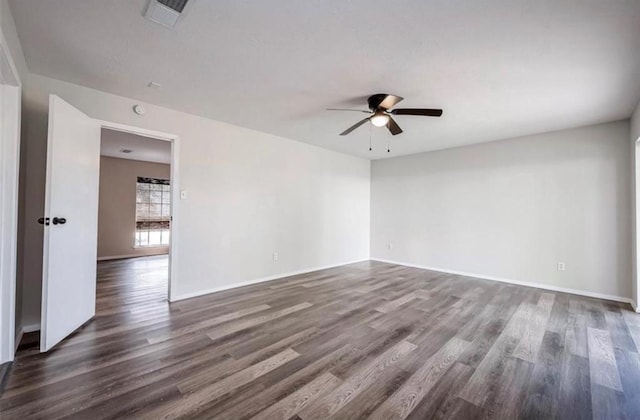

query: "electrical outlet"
left=557, top=262, right=565, bottom=271
left=273, top=252, right=278, bottom=261
left=180, top=190, right=188, bottom=200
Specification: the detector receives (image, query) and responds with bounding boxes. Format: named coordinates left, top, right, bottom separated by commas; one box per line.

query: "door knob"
left=38, top=217, right=50, bottom=226
left=52, top=217, right=67, bottom=225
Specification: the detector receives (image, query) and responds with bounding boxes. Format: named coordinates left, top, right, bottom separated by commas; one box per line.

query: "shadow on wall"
left=16, top=101, right=48, bottom=328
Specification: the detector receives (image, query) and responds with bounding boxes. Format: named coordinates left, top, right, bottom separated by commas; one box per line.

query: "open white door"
left=40, top=95, right=101, bottom=352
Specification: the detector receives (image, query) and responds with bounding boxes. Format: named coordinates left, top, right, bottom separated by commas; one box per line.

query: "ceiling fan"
left=327, top=94, right=443, bottom=136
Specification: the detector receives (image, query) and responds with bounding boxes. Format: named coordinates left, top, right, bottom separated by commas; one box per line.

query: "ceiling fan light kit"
left=327, top=93, right=443, bottom=139
left=370, top=111, right=390, bottom=127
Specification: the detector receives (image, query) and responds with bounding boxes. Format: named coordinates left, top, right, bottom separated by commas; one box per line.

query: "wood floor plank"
left=457, top=312, right=522, bottom=407
left=146, top=303, right=272, bottom=344
left=565, top=313, right=589, bottom=358
left=558, top=354, right=592, bottom=420
left=587, top=327, right=623, bottom=391
left=404, top=362, right=475, bottom=420
left=206, top=302, right=313, bottom=342
left=177, top=326, right=320, bottom=394
left=591, top=383, right=628, bottom=420
left=368, top=337, right=470, bottom=420
left=605, top=310, right=638, bottom=352
left=141, top=348, right=301, bottom=419
left=512, top=294, right=555, bottom=363
left=298, top=340, right=417, bottom=420
left=210, top=344, right=360, bottom=419
left=250, top=372, right=341, bottom=420
left=519, top=330, right=564, bottom=419
left=615, top=346, right=640, bottom=418
left=376, top=292, right=418, bottom=313
left=483, top=357, right=534, bottom=419
left=330, top=367, right=410, bottom=419
left=623, top=310, right=640, bottom=353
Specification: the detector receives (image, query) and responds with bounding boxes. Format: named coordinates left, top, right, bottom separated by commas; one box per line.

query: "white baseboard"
left=14, top=323, right=40, bottom=353
left=632, top=300, right=639, bottom=313
left=22, top=323, right=40, bottom=333
left=98, top=252, right=168, bottom=261
left=172, top=258, right=369, bottom=302
left=371, top=258, right=636, bottom=309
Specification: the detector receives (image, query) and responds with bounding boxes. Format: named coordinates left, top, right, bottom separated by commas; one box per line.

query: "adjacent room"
left=1, top=0, right=639, bottom=419
left=97, top=128, right=173, bottom=312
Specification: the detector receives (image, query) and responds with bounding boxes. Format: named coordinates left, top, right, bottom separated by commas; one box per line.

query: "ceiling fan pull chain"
left=369, top=124, right=372, bottom=151
left=387, top=136, right=390, bottom=153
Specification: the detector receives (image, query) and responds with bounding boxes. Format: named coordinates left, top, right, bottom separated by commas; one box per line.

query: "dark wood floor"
left=1, top=256, right=640, bottom=419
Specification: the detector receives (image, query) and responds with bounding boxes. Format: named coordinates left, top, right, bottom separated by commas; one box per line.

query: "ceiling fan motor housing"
left=368, top=93, right=392, bottom=110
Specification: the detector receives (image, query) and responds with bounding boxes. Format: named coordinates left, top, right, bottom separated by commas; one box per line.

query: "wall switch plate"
left=273, top=252, right=278, bottom=261
left=180, top=190, right=187, bottom=200
left=557, top=262, right=565, bottom=271
left=387, top=243, right=393, bottom=250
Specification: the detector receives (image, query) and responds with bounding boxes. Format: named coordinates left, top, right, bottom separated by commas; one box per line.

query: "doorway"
left=38, top=95, right=180, bottom=352
left=97, top=128, right=172, bottom=310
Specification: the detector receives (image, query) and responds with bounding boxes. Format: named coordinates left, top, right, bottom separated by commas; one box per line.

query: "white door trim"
left=635, top=138, right=640, bottom=312
left=96, top=120, right=180, bottom=302
left=0, top=30, right=22, bottom=363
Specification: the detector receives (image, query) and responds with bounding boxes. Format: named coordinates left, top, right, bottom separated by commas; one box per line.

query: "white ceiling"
left=10, top=0, right=640, bottom=159
left=101, top=128, right=171, bottom=164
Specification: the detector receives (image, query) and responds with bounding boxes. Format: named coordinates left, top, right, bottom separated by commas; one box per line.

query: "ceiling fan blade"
left=326, top=108, right=370, bottom=113
left=379, top=95, right=404, bottom=110
left=340, top=117, right=370, bottom=136
left=386, top=116, right=403, bottom=136
left=369, top=94, right=404, bottom=110
left=390, top=108, right=443, bottom=117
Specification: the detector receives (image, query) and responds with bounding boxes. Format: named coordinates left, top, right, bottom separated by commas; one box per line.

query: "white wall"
left=97, top=156, right=171, bottom=260
left=371, top=121, right=632, bottom=301
left=0, top=0, right=27, bottom=82
left=18, top=74, right=370, bottom=326
left=631, top=100, right=640, bottom=310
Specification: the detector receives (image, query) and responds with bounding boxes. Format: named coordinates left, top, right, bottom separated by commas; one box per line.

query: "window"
left=135, top=177, right=170, bottom=247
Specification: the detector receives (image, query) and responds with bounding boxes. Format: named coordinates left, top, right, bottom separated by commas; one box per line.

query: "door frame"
left=634, top=137, right=640, bottom=313
left=96, top=120, right=180, bottom=302
left=0, top=31, right=22, bottom=363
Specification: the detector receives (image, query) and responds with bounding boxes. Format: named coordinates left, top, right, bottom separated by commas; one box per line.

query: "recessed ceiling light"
left=120, top=149, right=133, bottom=154
left=148, top=81, right=161, bottom=89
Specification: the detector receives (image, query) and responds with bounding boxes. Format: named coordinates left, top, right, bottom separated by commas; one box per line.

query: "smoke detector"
left=145, top=0, right=190, bottom=29
left=133, top=104, right=146, bottom=115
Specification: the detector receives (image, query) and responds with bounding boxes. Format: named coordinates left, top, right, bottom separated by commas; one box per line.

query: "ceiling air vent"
left=145, top=0, right=190, bottom=29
